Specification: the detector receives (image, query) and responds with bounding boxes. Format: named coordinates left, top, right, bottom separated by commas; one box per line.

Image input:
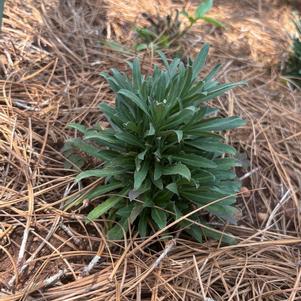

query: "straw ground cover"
left=0, top=0, right=301, bottom=300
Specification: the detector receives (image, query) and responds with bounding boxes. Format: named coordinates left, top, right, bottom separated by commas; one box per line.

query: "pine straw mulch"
left=1, top=0, right=301, bottom=300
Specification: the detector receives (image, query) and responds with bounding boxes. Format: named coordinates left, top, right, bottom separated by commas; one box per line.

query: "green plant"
left=284, top=18, right=301, bottom=88
left=65, top=44, right=245, bottom=242
left=0, top=0, right=5, bottom=31
left=135, top=0, right=223, bottom=51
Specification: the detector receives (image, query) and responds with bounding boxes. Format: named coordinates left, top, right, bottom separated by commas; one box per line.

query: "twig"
left=122, top=239, right=176, bottom=295
left=60, top=223, right=81, bottom=246
left=43, top=269, right=66, bottom=287
left=152, top=239, right=176, bottom=269
left=81, top=255, right=101, bottom=277
left=265, top=189, right=291, bottom=230
left=239, top=167, right=261, bottom=181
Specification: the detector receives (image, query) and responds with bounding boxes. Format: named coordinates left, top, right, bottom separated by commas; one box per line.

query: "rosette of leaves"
left=284, top=18, right=301, bottom=88
left=66, top=44, right=245, bottom=242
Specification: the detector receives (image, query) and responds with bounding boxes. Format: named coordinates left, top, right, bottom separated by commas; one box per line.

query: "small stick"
left=265, top=190, right=291, bottom=230
left=122, top=239, right=176, bottom=295
left=239, top=167, right=260, bottom=181
left=43, top=269, right=66, bottom=287
left=152, top=239, right=176, bottom=269
left=60, top=223, right=81, bottom=245
left=81, top=255, right=101, bottom=277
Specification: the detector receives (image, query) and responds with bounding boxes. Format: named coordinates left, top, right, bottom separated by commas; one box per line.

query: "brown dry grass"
left=1, top=0, right=301, bottom=300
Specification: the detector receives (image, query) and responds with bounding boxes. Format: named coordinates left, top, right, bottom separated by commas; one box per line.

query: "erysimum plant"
left=284, top=18, right=301, bottom=88
left=65, top=44, right=245, bottom=242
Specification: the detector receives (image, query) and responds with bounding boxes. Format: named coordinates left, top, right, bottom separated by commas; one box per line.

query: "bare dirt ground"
left=0, top=0, right=301, bottom=300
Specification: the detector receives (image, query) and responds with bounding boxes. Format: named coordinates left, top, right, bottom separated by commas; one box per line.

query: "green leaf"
left=213, top=158, right=241, bottom=170
left=84, top=130, right=124, bottom=149
left=201, top=16, right=224, bottom=28
left=185, top=138, right=236, bottom=155
left=192, top=44, right=209, bottom=80
left=118, top=89, right=150, bottom=117
left=115, top=132, right=144, bottom=147
left=173, top=130, right=183, bottom=143
left=151, top=207, right=167, bottom=229
left=138, top=149, right=148, bottom=160
left=202, top=227, right=237, bottom=245
left=145, top=123, right=155, bottom=137
left=107, top=218, right=128, bottom=240
left=129, top=205, right=144, bottom=224
left=154, top=162, right=162, bottom=181
left=64, top=153, right=85, bottom=170
left=189, top=116, right=245, bottom=132
left=166, top=183, right=179, bottom=195
left=195, top=0, right=213, bottom=19
left=171, top=154, right=217, bottom=168
left=181, top=189, right=235, bottom=205
left=161, top=164, right=191, bottom=181
left=87, top=192, right=126, bottom=221
left=206, top=204, right=239, bottom=224
left=131, top=58, right=142, bottom=90
left=68, top=123, right=87, bottom=134
left=68, top=138, right=113, bottom=161
left=172, top=203, right=182, bottom=219
left=76, top=168, right=124, bottom=182
left=199, top=81, right=246, bottom=102
left=134, top=160, right=149, bottom=190
left=116, top=205, right=134, bottom=217
left=189, top=224, right=203, bottom=243
left=138, top=209, right=148, bottom=237
left=163, top=106, right=197, bottom=129
left=85, top=182, right=124, bottom=201
left=103, top=40, right=133, bottom=55
left=135, top=43, right=148, bottom=52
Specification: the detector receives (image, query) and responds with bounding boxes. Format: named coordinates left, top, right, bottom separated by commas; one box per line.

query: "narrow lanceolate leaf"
left=188, top=224, right=203, bottom=243
left=190, top=116, right=246, bottom=132
left=64, top=182, right=124, bottom=210
left=107, top=220, right=128, bottom=240
left=129, top=205, right=144, bottom=224
left=173, top=130, right=183, bottom=143
left=138, top=209, right=148, bottom=238
left=85, top=182, right=124, bottom=201
left=199, top=81, right=246, bottom=102
left=84, top=130, right=123, bottom=147
left=166, top=183, right=179, bottom=195
left=76, top=168, right=124, bottom=182
left=154, top=162, right=162, bottom=181
left=68, top=123, right=87, bottom=134
left=185, top=139, right=236, bottom=155
left=87, top=192, right=126, bottom=221
left=134, top=160, right=149, bottom=190
left=162, top=163, right=191, bottom=181
left=195, top=0, right=213, bottom=19
left=115, top=132, right=144, bottom=147
left=213, top=158, right=241, bottom=170
left=201, top=16, right=224, bottom=28
left=132, top=58, right=142, bottom=90
left=192, top=44, right=209, bottom=80
left=118, top=89, right=150, bottom=116
left=151, top=207, right=167, bottom=229
left=68, top=138, right=112, bottom=161
left=171, top=154, right=217, bottom=168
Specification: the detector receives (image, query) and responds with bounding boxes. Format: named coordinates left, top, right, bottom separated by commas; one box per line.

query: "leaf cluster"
left=65, top=44, right=245, bottom=242
left=284, top=18, right=301, bottom=88
left=135, top=0, right=223, bottom=51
